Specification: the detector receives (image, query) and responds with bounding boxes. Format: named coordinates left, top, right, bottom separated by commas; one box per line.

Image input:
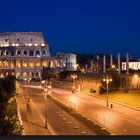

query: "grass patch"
left=95, top=92, right=140, bottom=108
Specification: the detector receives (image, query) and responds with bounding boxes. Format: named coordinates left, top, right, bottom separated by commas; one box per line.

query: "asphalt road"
left=51, top=88, right=140, bottom=135
left=17, top=84, right=96, bottom=135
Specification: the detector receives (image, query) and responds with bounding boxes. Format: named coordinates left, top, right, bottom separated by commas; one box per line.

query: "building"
left=0, top=32, right=50, bottom=80
left=55, top=52, right=77, bottom=71
left=122, top=60, right=140, bottom=70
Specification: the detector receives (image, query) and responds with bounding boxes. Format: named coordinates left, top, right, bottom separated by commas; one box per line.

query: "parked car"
left=90, top=88, right=96, bottom=93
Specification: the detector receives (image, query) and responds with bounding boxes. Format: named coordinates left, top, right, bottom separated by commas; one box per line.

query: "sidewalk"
left=16, top=84, right=52, bottom=135
left=80, top=90, right=140, bottom=111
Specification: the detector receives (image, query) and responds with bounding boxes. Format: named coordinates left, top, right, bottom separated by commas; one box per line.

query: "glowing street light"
left=71, top=74, right=78, bottom=84
left=134, top=74, right=138, bottom=79
left=103, top=76, right=112, bottom=107
left=112, top=65, right=115, bottom=69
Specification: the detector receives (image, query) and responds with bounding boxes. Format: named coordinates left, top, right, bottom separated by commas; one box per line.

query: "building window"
left=17, top=38, right=20, bottom=42
left=29, top=61, right=34, bottom=68
left=42, top=60, right=47, bottom=67
left=23, top=61, right=28, bottom=68
left=11, top=49, right=15, bottom=56
left=36, top=61, right=40, bottom=67
left=1, top=50, right=4, bottom=56
left=29, top=50, right=34, bottom=56
left=17, top=50, right=21, bottom=56
left=5, top=49, right=9, bottom=56
left=23, top=50, right=27, bottom=56
left=5, top=39, right=8, bottom=42
left=16, top=61, right=21, bottom=68
left=36, top=50, right=40, bottom=56
left=42, top=50, right=46, bottom=56
left=30, top=38, right=33, bottom=42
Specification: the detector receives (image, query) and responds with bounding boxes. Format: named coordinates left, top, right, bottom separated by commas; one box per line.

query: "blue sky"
left=0, top=0, right=140, bottom=58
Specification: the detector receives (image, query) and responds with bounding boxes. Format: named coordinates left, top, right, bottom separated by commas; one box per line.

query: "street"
left=16, top=84, right=96, bottom=135
left=16, top=86, right=52, bottom=135
left=51, top=88, right=140, bottom=135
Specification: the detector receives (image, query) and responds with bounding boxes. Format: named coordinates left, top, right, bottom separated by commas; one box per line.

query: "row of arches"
left=0, top=60, right=64, bottom=68
left=16, top=72, right=41, bottom=79
left=0, top=49, right=48, bottom=56
left=0, top=60, right=49, bottom=68
left=0, top=71, right=41, bottom=79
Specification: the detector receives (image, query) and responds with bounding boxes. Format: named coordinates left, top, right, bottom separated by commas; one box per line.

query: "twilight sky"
left=0, top=0, right=140, bottom=58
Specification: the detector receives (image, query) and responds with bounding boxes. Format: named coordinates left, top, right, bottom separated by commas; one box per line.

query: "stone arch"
left=29, top=49, right=34, bottom=56
left=36, top=50, right=40, bottom=56
left=11, top=72, right=15, bottom=76
left=23, top=72, right=28, bottom=79
left=3, top=61, right=8, bottom=67
left=29, top=72, right=33, bottom=79
left=17, top=50, right=21, bottom=56
left=0, top=61, right=2, bottom=68
left=42, top=60, right=47, bottom=67
left=5, top=49, right=9, bottom=56
left=16, top=61, right=21, bottom=68
left=10, top=61, right=14, bottom=68
left=23, top=50, right=28, bottom=56
left=11, top=48, right=15, bottom=56
left=57, top=61, right=61, bottom=67
left=16, top=72, right=21, bottom=79
left=49, top=60, right=53, bottom=68
left=36, top=60, right=40, bottom=67
left=23, top=60, right=28, bottom=68
left=29, top=60, right=34, bottom=68
left=42, top=50, right=46, bottom=56
left=0, top=50, right=4, bottom=56
left=5, top=72, right=9, bottom=76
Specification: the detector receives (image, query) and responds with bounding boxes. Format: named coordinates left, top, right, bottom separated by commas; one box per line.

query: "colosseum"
left=0, top=32, right=52, bottom=80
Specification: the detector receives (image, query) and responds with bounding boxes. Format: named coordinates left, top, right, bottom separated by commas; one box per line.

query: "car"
left=90, top=89, right=96, bottom=93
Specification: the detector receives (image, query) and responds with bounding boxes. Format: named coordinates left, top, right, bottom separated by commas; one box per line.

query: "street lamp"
left=134, top=74, right=138, bottom=79
left=71, top=74, right=78, bottom=84
left=111, top=65, right=116, bottom=69
left=42, top=80, right=48, bottom=129
left=103, top=76, right=112, bottom=107
left=28, top=79, right=30, bottom=102
left=24, top=78, right=30, bottom=102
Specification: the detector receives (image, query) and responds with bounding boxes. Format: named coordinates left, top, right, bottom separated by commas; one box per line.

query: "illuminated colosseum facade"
left=0, top=32, right=51, bottom=80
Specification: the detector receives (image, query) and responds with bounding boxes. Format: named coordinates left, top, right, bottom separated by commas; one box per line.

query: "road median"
left=48, top=95, right=112, bottom=135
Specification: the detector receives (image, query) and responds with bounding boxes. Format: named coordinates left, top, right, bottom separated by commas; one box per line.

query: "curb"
left=48, top=123, right=56, bottom=135
left=81, top=90, right=140, bottom=111
left=15, top=96, right=25, bottom=135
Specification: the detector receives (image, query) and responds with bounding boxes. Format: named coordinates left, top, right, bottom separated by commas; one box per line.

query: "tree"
left=0, top=76, right=22, bottom=135
left=102, top=71, right=121, bottom=92
left=42, top=67, right=59, bottom=80
left=0, top=75, right=16, bottom=98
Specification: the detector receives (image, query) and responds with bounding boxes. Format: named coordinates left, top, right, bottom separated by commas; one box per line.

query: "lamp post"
left=103, top=76, right=112, bottom=107
left=27, top=79, right=30, bottom=102
left=42, top=80, right=48, bottom=129
left=71, top=74, right=77, bottom=85
left=24, top=78, right=30, bottom=102
left=71, top=74, right=78, bottom=93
